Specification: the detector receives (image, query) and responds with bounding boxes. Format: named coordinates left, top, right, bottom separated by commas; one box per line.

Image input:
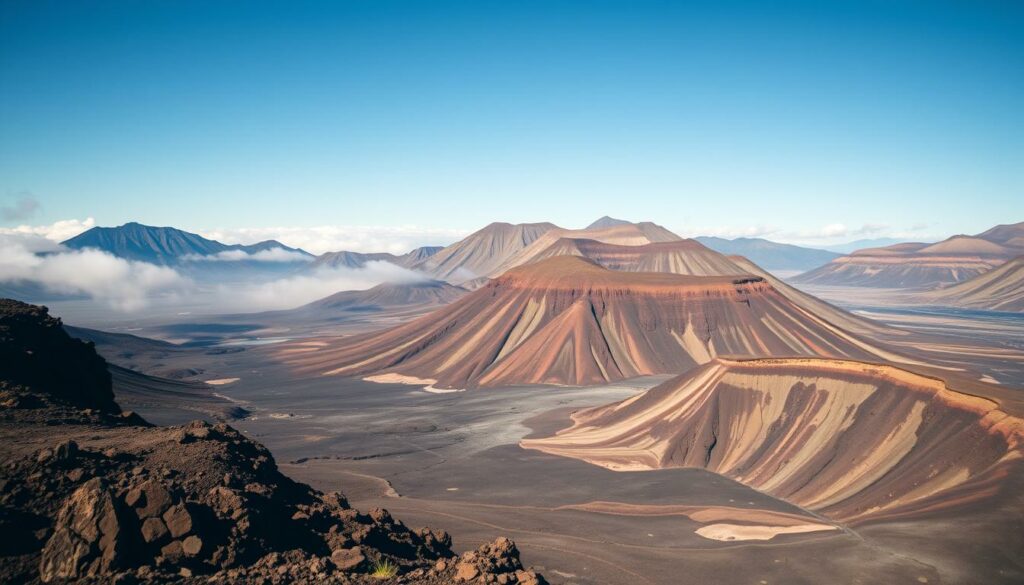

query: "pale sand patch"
left=205, top=378, right=240, bottom=386
left=363, top=373, right=465, bottom=394
left=561, top=502, right=822, bottom=527
left=695, top=523, right=837, bottom=541
left=302, top=435, right=332, bottom=443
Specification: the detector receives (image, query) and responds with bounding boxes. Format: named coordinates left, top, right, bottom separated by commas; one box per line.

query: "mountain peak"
left=586, top=216, right=632, bottom=229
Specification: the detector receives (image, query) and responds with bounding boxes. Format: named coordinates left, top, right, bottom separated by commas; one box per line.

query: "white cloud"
left=183, top=248, right=312, bottom=263
left=0, top=227, right=429, bottom=314
left=0, top=235, right=189, bottom=311
left=0, top=217, right=95, bottom=242
left=198, top=225, right=469, bottom=256
left=221, top=260, right=428, bottom=311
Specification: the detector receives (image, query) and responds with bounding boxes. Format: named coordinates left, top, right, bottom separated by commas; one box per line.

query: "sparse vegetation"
left=370, top=558, right=399, bottom=579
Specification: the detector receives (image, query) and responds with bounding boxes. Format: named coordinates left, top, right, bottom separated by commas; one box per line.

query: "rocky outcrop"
left=0, top=299, right=117, bottom=412
left=451, top=537, right=546, bottom=585
left=0, top=300, right=545, bottom=584
left=39, top=478, right=125, bottom=582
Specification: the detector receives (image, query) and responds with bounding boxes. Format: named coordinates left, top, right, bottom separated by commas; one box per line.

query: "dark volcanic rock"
left=0, top=299, right=545, bottom=584
left=0, top=299, right=118, bottom=412
left=39, top=478, right=125, bottom=582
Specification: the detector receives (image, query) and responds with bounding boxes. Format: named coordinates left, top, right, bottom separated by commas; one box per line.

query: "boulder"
left=126, top=479, right=172, bottom=519
left=182, top=535, right=203, bottom=557
left=140, top=517, right=169, bottom=544
left=515, top=569, right=548, bottom=585
left=162, top=503, right=193, bottom=538
left=455, top=561, right=480, bottom=582
left=39, top=478, right=123, bottom=582
left=159, top=540, right=183, bottom=563
left=329, top=546, right=365, bottom=571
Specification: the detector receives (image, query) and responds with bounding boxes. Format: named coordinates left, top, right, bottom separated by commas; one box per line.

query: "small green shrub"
left=370, top=558, right=399, bottom=579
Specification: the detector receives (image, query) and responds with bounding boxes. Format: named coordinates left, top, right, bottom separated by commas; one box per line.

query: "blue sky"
left=1, top=0, right=1021, bottom=249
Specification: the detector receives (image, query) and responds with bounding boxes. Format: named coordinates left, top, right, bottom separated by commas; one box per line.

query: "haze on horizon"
left=2, top=0, right=1022, bottom=249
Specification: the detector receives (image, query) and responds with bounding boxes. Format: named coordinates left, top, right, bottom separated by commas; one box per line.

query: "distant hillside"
left=695, top=236, right=839, bottom=272
left=793, top=222, right=1024, bottom=289
left=303, top=280, right=466, bottom=311
left=920, top=256, right=1024, bottom=312
left=309, top=245, right=442, bottom=271
left=62, top=222, right=311, bottom=264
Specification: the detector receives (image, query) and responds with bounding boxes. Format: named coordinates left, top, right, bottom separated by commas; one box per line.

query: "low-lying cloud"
left=224, top=260, right=428, bottom=311
left=0, top=217, right=96, bottom=242
left=199, top=225, right=469, bottom=256
left=1, top=232, right=430, bottom=315
left=0, top=235, right=189, bottom=311
left=183, top=248, right=312, bottom=263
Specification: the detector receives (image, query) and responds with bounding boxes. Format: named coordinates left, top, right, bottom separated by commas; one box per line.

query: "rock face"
left=282, top=256, right=897, bottom=389
left=0, top=299, right=545, bottom=584
left=523, top=357, right=1024, bottom=524
left=39, top=478, right=125, bottom=582
left=0, top=299, right=118, bottom=412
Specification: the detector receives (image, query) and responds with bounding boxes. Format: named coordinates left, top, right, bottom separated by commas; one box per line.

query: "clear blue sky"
left=1, top=0, right=1021, bottom=243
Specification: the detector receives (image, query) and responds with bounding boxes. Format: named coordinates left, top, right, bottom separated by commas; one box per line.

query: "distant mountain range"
left=793, top=222, right=1024, bottom=289
left=62, top=222, right=312, bottom=264
left=695, top=237, right=840, bottom=273
left=308, top=246, right=443, bottom=271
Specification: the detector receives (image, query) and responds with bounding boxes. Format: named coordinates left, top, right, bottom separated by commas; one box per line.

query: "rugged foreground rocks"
left=0, top=299, right=545, bottom=584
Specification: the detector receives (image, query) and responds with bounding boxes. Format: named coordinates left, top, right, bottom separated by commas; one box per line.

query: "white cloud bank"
left=0, top=235, right=189, bottom=311
left=183, top=248, right=312, bottom=263
left=226, top=260, right=428, bottom=311
left=198, top=225, right=469, bottom=256
left=0, top=217, right=96, bottom=242
left=0, top=230, right=429, bottom=314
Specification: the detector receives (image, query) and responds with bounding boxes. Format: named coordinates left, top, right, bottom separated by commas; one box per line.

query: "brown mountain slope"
left=976, top=221, right=1024, bottom=246
left=486, top=222, right=682, bottom=279
left=522, top=357, right=1024, bottom=524
left=727, top=255, right=903, bottom=340
left=303, top=280, right=466, bottom=311
left=530, top=238, right=748, bottom=277
left=277, top=257, right=898, bottom=389
left=505, top=236, right=900, bottom=341
left=792, top=223, right=1024, bottom=289
left=413, top=221, right=559, bottom=283
left=921, top=256, right=1024, bottom=312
